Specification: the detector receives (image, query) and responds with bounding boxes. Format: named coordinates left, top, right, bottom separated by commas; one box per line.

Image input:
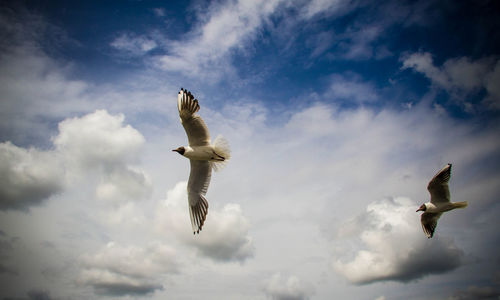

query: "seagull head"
left=416, top=203, right=427, bottom=212
left=172, top=146, right=186, bottom=155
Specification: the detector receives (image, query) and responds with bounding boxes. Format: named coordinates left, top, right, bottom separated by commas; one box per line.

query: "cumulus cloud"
left=157, top=181, right=254, bottom=263
left=0, top=110, right=150, bottom=211
left=187, top=204, right=254, bottom=262
left=0, top=142, right=63, bottom=211
left=334, top=197, right=463, bottom=284
left=53, top=110, right=144, bottom=168
left=53, top=110, right=151, bottom=202
left=264, top=273, right=314, bottom=300
left=79, top=242, right=177, bottom=296
left=401, top=52, right=500, bottom=110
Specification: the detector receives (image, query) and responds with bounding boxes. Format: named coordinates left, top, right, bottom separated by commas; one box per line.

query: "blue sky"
left=1, top=1, right=499, bottom=300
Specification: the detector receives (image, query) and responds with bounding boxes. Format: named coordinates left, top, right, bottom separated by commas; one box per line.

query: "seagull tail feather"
left=210, top=135, right=231, bottom=172
left=189, top=195, right=209, bottom=235
left=451, top=201, right=468, bottom=209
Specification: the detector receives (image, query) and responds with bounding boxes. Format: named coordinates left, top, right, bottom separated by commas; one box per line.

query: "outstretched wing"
left=177, top=88, right=210, bottom=146
left=187, top=160, right=212, bottom=234
left=420, top=212, right=442, bottom=238
left=427, top=163, right=452, bottom=204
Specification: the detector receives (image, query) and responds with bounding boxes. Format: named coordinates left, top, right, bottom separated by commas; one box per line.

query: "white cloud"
left=110, top=33, right=158, bottom=56
left=53, top=110, right=151, bottom=203
left=187, top=204, right=254, bottom=262
left=401, top=52, right=500, bottom=110
left=0, top=142, right=64, bottom=211
left=300, top=0, right=352, bottom=19
left=54, top=110, right=145, bottom=168
left=325, top=74, right=378, bottom=103
left=264, top=273, right=314, bottom=300
left=95, top=166, right=151, bottom=203
left=79, top=242, right=177, bottom=296
left=334, top=197, right=463, bottom=284
left=153, top=0, right=285, bottom=79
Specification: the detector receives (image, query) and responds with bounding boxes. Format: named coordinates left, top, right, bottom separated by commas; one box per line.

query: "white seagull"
left=416, top=163, right=467, bottom=238
left=173, top=88, right=231, bottom=234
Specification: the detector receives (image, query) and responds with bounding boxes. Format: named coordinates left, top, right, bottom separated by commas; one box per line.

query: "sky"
left=0, top=0, right=499, bottom=299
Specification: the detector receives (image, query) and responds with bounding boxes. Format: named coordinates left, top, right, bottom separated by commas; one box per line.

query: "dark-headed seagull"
left=173, top=88, right=231, bottom=234
left=416, top=163, right=467, bottom=238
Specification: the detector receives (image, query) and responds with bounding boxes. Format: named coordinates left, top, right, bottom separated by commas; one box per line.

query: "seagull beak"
left=416, top=205, right=425, bottom=212
left=416, top=208, right=422, bottom=212
left=172, top=149, right=179, bottom=153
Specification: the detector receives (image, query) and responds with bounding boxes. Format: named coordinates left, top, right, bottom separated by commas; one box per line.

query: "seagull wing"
left=420, top=212, right=442, bottom=238
left=187, top=160, right=212, bottom=234
left=427, top=163, right=452, bottom=204
left=177, top=89, right=211, bottom=146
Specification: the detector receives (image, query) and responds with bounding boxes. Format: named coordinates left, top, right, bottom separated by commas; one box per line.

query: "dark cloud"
left=449, top=285, right=500, bottom=300
left=2, top=289, right=59, bottom=300
left=26, top=290, right=53, bottom=300
left=0, top=230, right=19, bottom=275
left=92, top=283, right=162, bottom=297
left=392, top=239, right=463, bottom=283
left=79, top=242, right=177, bottom=297
left=0, top=142, right=64, bottom=211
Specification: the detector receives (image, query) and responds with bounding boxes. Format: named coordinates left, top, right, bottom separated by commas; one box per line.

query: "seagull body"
left=173, top=88, right=230, bottom=234
left=416, top=163, right=467, bottom=238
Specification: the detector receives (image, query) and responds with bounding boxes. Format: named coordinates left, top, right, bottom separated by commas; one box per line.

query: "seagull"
left=416, top=163, right=467, bottom=238
left=173, top=88, right=231, bottom=234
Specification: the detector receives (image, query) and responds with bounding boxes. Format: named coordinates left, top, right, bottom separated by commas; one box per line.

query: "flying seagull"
left=416, top=163, right=467, bottom=238
left=173, top=88, right=231, bottom=234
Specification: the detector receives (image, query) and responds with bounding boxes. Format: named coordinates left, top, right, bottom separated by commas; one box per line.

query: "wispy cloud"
left=324, top=73, right=378, bottom=103
left=401, top=52, right=500, bottom=110
left=110, top=33, right=158, bottom=57
left=152, top=0, right=286, bottom=79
